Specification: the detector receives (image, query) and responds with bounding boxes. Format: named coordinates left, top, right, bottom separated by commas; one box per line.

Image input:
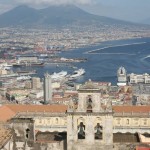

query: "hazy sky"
left=0, top=0, right=150, bottom=22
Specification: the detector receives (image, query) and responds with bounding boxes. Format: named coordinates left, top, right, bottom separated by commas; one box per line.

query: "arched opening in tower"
left=78, top=122, right=85, bottom=139
left=86, top=96, right=93, bottom=113
left=25, top=128, right=30, bottom=139
left=95, top=123, right=103, bottom=140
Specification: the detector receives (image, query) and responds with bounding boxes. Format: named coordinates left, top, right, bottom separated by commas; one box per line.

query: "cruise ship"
left=69, top=68, right=85, bottom=79
left=51, top=71, right=67, bottom=79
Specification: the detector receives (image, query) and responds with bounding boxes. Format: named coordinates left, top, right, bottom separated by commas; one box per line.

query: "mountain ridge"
left=0, top=5, right=137, bottom=28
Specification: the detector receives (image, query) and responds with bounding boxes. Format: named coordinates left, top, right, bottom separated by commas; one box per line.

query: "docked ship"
left=13, top=62, right=45, bottom=67
left=16, top=75, right=31, bottom=81
left=0, top=62, right=12, bottom=70
left=0, top=73, right=18, bottom=78
left=2, top=66, right=12, bottom=70
left=51, top=71, right=67, bottom=79
left=16, top=70, right=37, bottom=74
left=69, top=68, right=85, bottom=79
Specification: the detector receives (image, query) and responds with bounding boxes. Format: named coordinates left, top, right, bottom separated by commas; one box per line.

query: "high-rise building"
left=43, top=73, right=52, bottom=104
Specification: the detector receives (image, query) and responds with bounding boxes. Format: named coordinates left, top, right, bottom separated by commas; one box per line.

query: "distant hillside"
left=142, top=18, right=150, bottom=25
left=0, top=5, right=136, bottom=28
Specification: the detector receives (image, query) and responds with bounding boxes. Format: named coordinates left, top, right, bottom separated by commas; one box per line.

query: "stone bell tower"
left=67, top=80, right=113, bottom=150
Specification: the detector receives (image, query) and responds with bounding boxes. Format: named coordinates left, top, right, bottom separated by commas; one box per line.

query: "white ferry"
left=16, top=75, right=31, bottom=81
left=70, top=68, right=85, bottom=78
left=51, top=71, right=67, bottom=79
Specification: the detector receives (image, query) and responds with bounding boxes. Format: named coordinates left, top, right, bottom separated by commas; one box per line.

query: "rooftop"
left=113, top=106, right=150, bottom=113
left=6, top=104, right=67, bottom=113
left=0, top=104, right=67, bottom=122
left=79, top=80, right=100, bottom=91
left=0, top=106, right=16, bottom=122
left=0, top=104, right=150, bottom=122
left=0, top=127, right=12, bottom=149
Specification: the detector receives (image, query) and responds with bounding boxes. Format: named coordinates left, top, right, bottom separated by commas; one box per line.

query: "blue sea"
left=20, top=37, right=150, bottom=85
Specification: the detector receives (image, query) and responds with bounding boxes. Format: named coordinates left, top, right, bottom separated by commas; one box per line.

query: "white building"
left=117, top=67, right=127, bottom=86
left=117, top=67, right=150, bottom=85
left=129, top=73, right=150, bottom=84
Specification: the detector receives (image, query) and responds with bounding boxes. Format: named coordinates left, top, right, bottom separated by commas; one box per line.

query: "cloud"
left=14, top=0, right=95, bottom=6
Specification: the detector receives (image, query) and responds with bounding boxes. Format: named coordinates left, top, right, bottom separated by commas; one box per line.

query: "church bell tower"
left=67, top=80, right=113, bottom=150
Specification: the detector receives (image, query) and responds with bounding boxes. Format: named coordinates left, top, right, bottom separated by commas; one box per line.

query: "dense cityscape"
left=0, top=3, right=150, bottom=150
left=1, top=25, right=150, bottom=52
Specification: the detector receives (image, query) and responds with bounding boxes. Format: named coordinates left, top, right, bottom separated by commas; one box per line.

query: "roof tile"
left=113, top=106, right=150, bottom=113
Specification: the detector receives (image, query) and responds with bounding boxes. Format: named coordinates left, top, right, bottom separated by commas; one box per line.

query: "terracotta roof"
left=6, top=104, right=67, bottom=113
left=0, top=104, right=67, bottom=122
left=0, top=106, right=16, bottom=122
left=113, top=106, right=150, bottom=113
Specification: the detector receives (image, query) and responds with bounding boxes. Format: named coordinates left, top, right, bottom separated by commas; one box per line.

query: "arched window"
left=143, top=119, right=147, bottom=125
left=47, top=119, right=50, bottom=124
left=55, top=118, right=59, bottom=124
left=116, top=118, right=121, bottom=125
left=126, top=119, right=129, bottom=125
left=78, top=122, right=85, bottom=139
left=86, top=95, right=92, bottom=113
left=95, top=123, right=103, bottom=140
left=64, top=119, right=67, bottom=125
left=134, top=119, right=139, bottom=125
left=25, top=128, right=30, bottom=139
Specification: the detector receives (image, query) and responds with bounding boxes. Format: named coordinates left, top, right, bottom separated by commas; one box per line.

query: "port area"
left=12, top=57, right=87, bottom=67
left=48, top=57, right=87, bottom=63
left=0, top=71, right=36, bottom=78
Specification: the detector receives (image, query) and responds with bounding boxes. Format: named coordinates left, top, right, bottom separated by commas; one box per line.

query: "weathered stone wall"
left=71, top=141, right=113, bottom=150
left=78, top=92, right=101, bottom=112
left=34, top=116, right=67, bottom=132
left=67, top=114, right=113, bottom=150
left=10, top=118, right=34, bottom=150
left=32, top=141, right=65, bottom=150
